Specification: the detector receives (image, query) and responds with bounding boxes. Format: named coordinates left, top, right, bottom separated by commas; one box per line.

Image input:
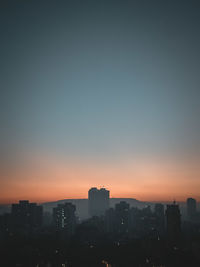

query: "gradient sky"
left=1, top=0, right=200, bottom=204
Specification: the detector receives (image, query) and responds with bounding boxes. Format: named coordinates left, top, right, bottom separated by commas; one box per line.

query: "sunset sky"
left=1, top=0, right=200, bottom=204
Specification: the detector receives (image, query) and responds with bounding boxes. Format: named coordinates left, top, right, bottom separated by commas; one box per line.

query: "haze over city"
left=1, top=0, right=200, bottom=204
left=1, top=1, right=200, bottom=266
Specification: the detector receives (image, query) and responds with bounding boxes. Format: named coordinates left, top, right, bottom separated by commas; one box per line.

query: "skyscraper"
left=115, top=201, right=130, bottom=234
left=155, top=203, right=164, bottom=218
left=105, top=208, right=115, bottom=233
left=88, top=187, right=109, bottom=217
left=53, top=202, right=76, bottom=235
left=166, top=202, right=181, bottom=244
left=11, top=200, right=43, bottom=229
left=154, top=203, right=165, bottom=234
left=187, top=198, right=197, bottom=221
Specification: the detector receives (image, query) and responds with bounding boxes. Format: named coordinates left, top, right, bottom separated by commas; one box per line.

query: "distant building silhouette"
left=166, top=202, right=181, bottom=244
left=0, top=213, right=12, bottom=232
left=155, top=203, right=164, bottom=218
left=11, top=200, right=43, bottom=229
left=105, top=201, right=130, bottom=235
left=115, top=201, right=130, bottom=234
left=88, top=187, right=109, bottom=217
left=105, top=202, right=164, bottom=238
left=154, top=203, right=165, bottom=235
left=53, top=202, right=76, bottom=236
left=105, top=208, right=115, bottom=233
left=187, top=198, right=197, bottom=221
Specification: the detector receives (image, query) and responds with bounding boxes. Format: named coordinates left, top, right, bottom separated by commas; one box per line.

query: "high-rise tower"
left=187, top=198, right=197, bottom=221
left=53, top=202, right=76, bottom=235
left=166, top=202, right=181, bottom=244
left=11, top=200, right=43, bottom=228
left=88, top=187, right=109, bottom=217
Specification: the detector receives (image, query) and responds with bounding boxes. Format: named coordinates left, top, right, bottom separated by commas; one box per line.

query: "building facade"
left=166, top=202, right=181, bottom=244
left=187, top=198, right=197, bottom=221
left=88, top=187, right=109, bottom=217
left=53, top=202, right=76, bottom=235
left=11, top=200, right=43, bottom=229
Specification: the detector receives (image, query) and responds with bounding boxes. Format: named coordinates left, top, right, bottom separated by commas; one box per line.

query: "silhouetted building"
left=88, top=187, right=109, bottom=217
left=129, top=207, right=141, bottom=234
left=105, top=208, right=115, bottom=233
left=131, top=206, right=157, bottom=238
left=166, top=202, right=181, bottom=244
left=105, top=201, right=131, bottom=235
left=154, top=203, right=165, bottom=235
left=0, top=213, right=12, bottom=233
left=11, top=200, right=43, bottom=229
left=53, top=202, right=76, bottom=235
left=105, top=202, right=159, bottom=238
left=187, top=198, right=197, bottom=221
left=115, top=201, right=130, bottom=234
left=155, top=203, right=164, bottom=218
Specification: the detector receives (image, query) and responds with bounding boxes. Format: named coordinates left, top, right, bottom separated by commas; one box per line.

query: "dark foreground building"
left=166, top=201, right=181, bottom=244
left=53, top=202, right=76, bottom=236
left=11, top=200, right=43, bottom=229
left=187, top=198, right=197, bottom=221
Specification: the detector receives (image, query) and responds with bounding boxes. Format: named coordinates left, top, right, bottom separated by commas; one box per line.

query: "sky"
left=1, top=0, right=200, bottom=204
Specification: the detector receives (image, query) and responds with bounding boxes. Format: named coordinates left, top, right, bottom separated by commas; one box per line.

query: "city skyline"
left=1, top=190, right=200, bottom=266
left=1, top=183, right=200, bottom=205
left=1, top=1, right=200, bottom=266
left=1, top=150, right=200, bottom=204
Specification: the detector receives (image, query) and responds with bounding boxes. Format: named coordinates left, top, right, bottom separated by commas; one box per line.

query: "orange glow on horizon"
left=1, top=151, right=200, bottom=204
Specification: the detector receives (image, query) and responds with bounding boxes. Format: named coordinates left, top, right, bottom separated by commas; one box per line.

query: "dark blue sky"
left=1, top=0, right=200, bottom=202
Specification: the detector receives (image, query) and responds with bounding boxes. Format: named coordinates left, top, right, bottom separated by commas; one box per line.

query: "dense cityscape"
left=1, top=0, right=200, bottom=266
left=1, top=188, right=200, bottom=266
